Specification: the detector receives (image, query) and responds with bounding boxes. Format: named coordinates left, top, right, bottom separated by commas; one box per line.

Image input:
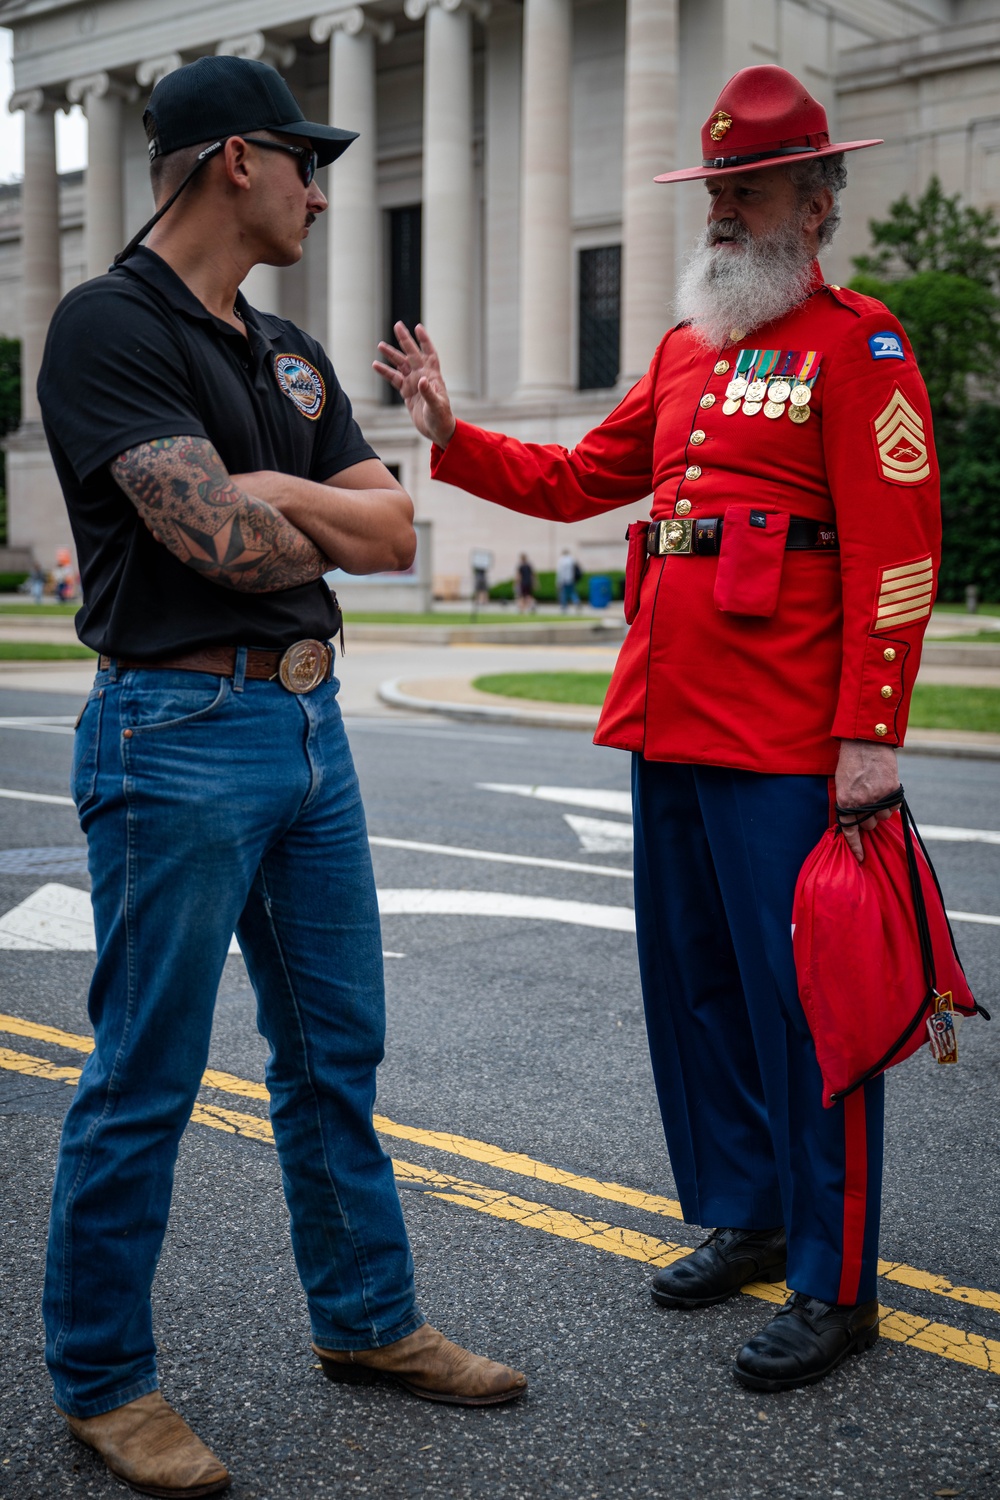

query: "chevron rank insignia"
left=872, top=388, right=930, bottom=485
left=874, top=555, right=934, bottom=631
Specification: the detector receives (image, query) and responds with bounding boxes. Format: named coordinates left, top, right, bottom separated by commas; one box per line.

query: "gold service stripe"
left=881, top=557, right=933, bottom=583
left=877, top=593, right=934, bottom=619
left=876, top=607, right=934, bottom=630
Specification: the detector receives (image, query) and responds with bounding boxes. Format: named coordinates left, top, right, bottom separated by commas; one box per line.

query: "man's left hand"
left=834, top=740, right=901, bottom=864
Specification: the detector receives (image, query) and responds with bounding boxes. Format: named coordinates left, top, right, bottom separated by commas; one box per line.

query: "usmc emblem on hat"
left=709, top=110, right=733, bottom=142
left=274, top=353, right=326, bottom=420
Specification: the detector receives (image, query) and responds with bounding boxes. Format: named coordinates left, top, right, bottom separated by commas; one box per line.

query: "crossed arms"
left=111, top=435, right=415, bottom=593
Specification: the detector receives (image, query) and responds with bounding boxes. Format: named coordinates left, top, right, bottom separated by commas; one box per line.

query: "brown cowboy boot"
left=60, top=1389, right=230, bottom=1498
left=313, top=1322, right=527, bottom=1407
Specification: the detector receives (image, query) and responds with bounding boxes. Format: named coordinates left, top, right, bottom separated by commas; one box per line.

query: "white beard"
left=674, top=218, right=816, bottom=349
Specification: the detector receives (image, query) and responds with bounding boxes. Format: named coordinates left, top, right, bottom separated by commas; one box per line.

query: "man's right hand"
left=373, top=322, right=457, bottom=448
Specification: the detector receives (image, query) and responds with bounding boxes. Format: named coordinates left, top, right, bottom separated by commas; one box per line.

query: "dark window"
left=385, top=205, right=422, bottom=404
left=578, top=244, right=621, bottom=390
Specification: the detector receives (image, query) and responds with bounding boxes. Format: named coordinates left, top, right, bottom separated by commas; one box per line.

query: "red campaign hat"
left=654, top=65, right=882, bottom=184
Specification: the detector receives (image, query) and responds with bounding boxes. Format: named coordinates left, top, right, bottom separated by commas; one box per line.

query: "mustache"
left=706, top=220, right=751, bottom=246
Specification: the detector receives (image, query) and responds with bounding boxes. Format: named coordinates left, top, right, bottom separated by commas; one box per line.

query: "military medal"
left=745, top=380, right=766, bottom=403
left=742, top=400, right=763, bottom=416
left=788, top=351, right=820, bottom=415
left=726, top=348, right=756, bottom=402
left=723, top=398, right=742, bottom=415
left=764, top=400, right=786, bottom=419
left=768, top=379, right=791, bottom=403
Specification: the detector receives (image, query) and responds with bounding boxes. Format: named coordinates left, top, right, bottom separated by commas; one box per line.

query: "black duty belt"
left=647, top=515, right=839, bottom=557
left=98, top=640, right=335, bottom=695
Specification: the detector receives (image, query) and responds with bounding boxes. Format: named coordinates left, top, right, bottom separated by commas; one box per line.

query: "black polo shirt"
left=38, top=247, right=377, bottom=657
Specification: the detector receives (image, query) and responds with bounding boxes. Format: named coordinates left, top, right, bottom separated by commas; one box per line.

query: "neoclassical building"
left=1, top=0, right=998, bottom=591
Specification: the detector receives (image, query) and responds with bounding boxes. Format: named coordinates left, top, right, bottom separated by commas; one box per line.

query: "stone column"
left=618, top=0, right=678, bottom=388
left=10, top=91, right=60, bottom=425
left=515, top=0, right=572, bottom=397
left=404, top=0, right=485, bottom=399
left=311, top=7, right=393, bottom=410
left=67, top=73, right=135, bottom=280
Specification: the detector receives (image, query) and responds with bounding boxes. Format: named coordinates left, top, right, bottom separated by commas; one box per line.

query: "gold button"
left=675, top=499, right=692, bottom=517
left=729, top=327, right=746, bottom=342
left=700, top=393, right=716, bottom=409
left=875, top=723, right=888, bottom=737
left=883, top=647, right=897, bottom=662
left=685, top=465, right=702, bottom=481
left=880, top=685, right=893, bottom=699
left=714, top=360, right=730, bottom=375
left=690, top=429, right=706, bottom=445
left=829, top=284, right=841, bottom=290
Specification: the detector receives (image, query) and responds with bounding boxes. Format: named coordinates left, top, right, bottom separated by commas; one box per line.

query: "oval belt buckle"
left=278, top=638, right=332, bottom=694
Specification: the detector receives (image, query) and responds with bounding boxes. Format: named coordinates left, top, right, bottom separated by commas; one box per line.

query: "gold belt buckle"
left=277, top=639, right=333, bottom=694
left=658, top=518, right=693, bottom=555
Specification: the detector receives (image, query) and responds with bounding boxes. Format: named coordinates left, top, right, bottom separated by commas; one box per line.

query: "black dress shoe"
left=651, top=1226, right=786, bottom=1309
left=734, top=1291, right=880, bottom=1391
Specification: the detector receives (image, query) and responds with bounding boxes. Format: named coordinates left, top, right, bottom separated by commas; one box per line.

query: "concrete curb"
left=378, top=678, right=1000, bottom=758
left=377, top=678, right=600, bottom=731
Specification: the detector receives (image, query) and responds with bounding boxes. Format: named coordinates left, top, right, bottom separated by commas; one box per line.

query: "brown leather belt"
left=647, top=514, right=839, bottom=557
left=98, top=640, right=334, bottom=695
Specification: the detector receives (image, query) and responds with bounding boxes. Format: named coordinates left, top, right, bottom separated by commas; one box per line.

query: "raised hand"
left=373, top=322, right=457, bottom=448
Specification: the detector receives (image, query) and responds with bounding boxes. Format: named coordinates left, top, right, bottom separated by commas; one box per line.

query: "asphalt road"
left=1, top=682, right=999, bottom=1500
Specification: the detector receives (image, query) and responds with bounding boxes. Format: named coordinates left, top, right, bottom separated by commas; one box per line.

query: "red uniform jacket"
left=431, top=275, right=941, bottom=774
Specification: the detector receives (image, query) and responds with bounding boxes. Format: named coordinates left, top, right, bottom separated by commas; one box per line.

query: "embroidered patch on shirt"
left=274, top=353, right=326, bottom=420
left=872, top=387, right=930, bottom=485
left=873, top=556, right=934, bottom=631
left=868, top=332, right=905, bottom=362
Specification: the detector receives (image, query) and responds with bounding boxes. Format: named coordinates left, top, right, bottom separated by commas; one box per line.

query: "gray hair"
left=787, top=153, right=847, bottom=247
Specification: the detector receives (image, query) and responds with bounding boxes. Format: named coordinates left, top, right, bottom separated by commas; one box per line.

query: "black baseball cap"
left=144, top=55, right=358, bottom=168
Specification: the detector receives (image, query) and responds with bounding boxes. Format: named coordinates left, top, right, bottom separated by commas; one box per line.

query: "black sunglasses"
left=243, top=137, right=318, bottom=187
left=114, top=134, right=319, bottom=266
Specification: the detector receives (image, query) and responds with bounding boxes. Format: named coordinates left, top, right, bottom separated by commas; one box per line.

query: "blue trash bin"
left=588, top=575, right=612, bottom=610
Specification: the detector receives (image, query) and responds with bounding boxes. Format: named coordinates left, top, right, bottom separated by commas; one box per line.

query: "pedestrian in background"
left=516, top=552, right=536, bottom=612
left=37, top=55, right=524, bottom=1500
left=556, top=546, right=580, bottom=612
left=376, top=66, right=939, bottom=1394
left=29, top=563, right=46, bottom=603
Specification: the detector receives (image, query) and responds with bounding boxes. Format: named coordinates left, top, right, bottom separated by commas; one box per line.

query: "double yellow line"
left=2, top=1010, right=999, bottom=1378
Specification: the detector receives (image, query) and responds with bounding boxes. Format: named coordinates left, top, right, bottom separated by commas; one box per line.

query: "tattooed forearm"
left=110, top=435, right=329, bottom=592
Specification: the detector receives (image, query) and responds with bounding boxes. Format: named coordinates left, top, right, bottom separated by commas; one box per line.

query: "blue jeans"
left=45, top=657, right=421, bottom=1418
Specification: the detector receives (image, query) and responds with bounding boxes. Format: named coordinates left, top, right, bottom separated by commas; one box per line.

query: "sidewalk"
left=379, top=668, right=1000, bottom=760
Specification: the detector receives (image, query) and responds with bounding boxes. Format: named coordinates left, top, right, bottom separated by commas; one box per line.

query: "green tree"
left=849, top=269, right=1000, bottom=452
left=851, top=181, right=1000, bottom=599
left=938, top=404, right=1000, bottom=601
left=853, top=175, right=1000, bottom=286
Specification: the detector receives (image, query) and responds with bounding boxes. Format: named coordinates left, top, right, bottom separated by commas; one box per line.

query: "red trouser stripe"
left=837, top=1089, right=868, bottom=1305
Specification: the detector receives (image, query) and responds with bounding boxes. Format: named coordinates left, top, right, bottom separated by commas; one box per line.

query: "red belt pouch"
left=713, top=505, right=790, bottom=617
left=624, top=521, right=650, bottom=624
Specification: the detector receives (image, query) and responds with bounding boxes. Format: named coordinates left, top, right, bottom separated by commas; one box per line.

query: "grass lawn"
left=473, top=671, right=613, bottom=706
left=0, top=602, right=79, bottom=616
left=0, top=642, right=96, bottom=660
left=473, top=672, right=1000, bottom=733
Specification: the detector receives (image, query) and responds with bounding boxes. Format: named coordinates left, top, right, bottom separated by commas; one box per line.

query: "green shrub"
left=489, top=569, right=626, bottom=603
left=0, top=571, right=28, bottom=590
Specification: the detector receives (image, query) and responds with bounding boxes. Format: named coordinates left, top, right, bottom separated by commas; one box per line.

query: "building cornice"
left=837, top=16, right=1000, bottom=91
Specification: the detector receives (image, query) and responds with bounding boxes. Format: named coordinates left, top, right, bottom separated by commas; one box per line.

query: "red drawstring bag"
left=793, top=792, right=986, bottom=1108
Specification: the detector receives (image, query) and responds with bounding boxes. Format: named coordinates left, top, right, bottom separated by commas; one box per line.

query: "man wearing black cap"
left=37, top=56, right=525, bottom=1499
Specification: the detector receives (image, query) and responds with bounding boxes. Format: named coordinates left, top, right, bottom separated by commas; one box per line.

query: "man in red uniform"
left=375, top=66, right=940, bottom=1391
